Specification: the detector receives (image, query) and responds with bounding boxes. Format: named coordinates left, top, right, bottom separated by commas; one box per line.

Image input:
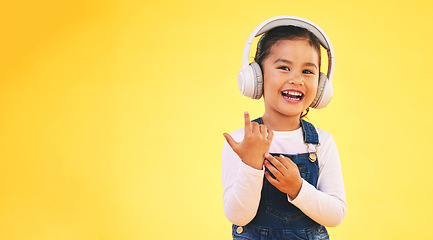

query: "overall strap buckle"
left=304, top=142, right=320, bottom=162
left=300, top=119, right=320, bottom=162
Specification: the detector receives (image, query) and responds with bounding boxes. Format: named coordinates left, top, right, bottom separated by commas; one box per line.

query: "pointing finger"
left=244, top=112, right=251, bottom=133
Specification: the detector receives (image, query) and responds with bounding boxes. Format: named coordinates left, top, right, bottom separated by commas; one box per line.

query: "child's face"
left=262, top=39, right=319, bottom=119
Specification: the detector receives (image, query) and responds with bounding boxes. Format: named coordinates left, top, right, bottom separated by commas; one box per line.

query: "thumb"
left=223, top=133, right=239, bottom=150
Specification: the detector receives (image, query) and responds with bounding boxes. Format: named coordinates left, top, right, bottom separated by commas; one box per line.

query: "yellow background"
left=1, top=0, right=432, bottom=239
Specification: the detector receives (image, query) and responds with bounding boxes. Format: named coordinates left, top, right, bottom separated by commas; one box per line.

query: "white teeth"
left=282, top=91, right=303, bottom=100
left=282, top=91, right=302, bottom=96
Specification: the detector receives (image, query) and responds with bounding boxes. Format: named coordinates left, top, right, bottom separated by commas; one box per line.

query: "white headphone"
left=238, top=16, right=335, bottom=109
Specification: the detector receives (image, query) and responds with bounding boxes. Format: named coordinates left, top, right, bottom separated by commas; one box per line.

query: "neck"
left=261, top=112, right=301, bottom=131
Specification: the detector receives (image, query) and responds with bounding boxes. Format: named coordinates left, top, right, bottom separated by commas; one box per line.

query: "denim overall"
left=232, top=118, right=329, bottom=240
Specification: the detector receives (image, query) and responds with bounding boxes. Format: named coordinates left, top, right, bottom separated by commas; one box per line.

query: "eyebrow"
left=274, top=58, right=318, bottom=69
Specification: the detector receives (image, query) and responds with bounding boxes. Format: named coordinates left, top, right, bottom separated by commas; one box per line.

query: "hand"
left=223, top=112, right=274, bottom=170
left=264, top=153, right=303, bottom=199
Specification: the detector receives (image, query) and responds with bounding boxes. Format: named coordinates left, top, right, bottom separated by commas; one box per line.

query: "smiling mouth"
left=282, top=90, right=303, bottom=101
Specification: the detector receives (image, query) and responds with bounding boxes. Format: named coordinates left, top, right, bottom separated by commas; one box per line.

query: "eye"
left=302, top=69, right=314, bottom=74
left=278, top=66, right=290, bottom=71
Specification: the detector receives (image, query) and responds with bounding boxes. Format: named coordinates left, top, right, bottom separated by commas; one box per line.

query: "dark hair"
left=255, top=25, right=322, bottom=119
left=300, top=108, right=309, bottom=119
left=255, top=25, right=321, bottom=67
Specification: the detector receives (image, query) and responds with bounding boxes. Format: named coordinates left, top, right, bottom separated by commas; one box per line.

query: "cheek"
left=305, top=78, right=319, bottom=99
left=263, top=72, right=280, bottom=90
left=312, top=79, right=319, bottom=91
left=310, top=75, right=319, bottom=88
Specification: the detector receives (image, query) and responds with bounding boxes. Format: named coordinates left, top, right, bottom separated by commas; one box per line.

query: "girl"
left=222, top=16, right=346, bottom=239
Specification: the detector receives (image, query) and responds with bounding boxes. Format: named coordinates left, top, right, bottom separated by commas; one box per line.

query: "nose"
left=288, top=72, right=304, bottom=86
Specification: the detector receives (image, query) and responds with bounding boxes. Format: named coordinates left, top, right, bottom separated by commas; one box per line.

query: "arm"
left=291, top=134, right=346, bottom=227
left=221, top=112, right=273, bottom=226
left=221, top=140, right=264, bottom=226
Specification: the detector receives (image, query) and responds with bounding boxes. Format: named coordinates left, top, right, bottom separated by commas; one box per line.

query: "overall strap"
left=252, top=118, right=264, bottom=124
left=300, top=119, right=319, bottom=144
left=252, top=118, right=319, bottom=144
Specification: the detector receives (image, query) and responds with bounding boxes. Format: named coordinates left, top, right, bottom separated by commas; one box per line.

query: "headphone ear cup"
left=250, top=62, right=263, bottom=99
left=238, top=62, right=263, bottom=99
left=310, top=72, right=333, bottom=109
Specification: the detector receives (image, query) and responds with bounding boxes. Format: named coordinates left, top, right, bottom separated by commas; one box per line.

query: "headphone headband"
left=241, top=16, right=335, bottom=83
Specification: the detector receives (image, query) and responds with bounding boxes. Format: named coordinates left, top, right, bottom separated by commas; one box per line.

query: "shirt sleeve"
left=221, top=129, right=265, bottom=226
left=288, top=131, right=347, bottom=227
